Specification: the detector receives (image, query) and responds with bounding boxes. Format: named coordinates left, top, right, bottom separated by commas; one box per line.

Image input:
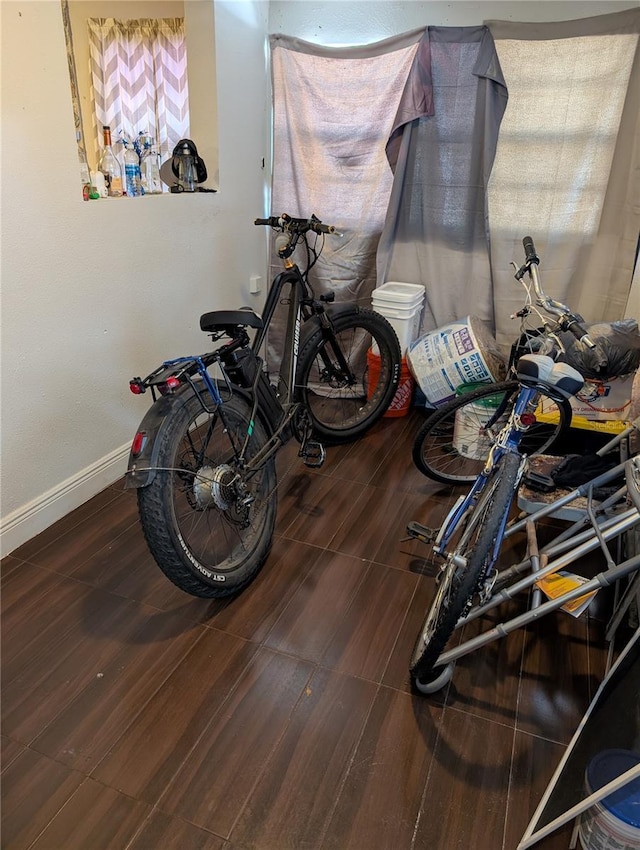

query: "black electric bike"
left=125, top=214, right=401, bottom=597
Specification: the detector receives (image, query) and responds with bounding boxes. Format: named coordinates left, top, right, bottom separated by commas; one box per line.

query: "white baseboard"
left=1, top=443, right=131, bottom=558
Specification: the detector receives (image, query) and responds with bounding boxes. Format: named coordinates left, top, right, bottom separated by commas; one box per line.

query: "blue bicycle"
left=408, top=237, right=596, bottom=693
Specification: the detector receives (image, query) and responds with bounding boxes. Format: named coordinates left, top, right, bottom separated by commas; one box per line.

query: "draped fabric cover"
left=376, top=27, right=508, bottom=336
left=88, top=18, right=189, bottom=162
left=268, top=10, right=639, bottom=368
left=267, top=31, right=422, bottom=369
left=488, top=9, right=640, bottom=349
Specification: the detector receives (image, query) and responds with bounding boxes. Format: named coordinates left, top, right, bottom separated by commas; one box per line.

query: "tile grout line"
left=314, top=680, right=382, bottom=850
left=222, top=661, right=322, bottom=844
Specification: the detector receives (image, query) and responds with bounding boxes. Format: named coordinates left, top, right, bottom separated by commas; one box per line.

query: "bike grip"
left=522, top=236, right=539, bottom=264
left=566, top=318, right=596, bottom=348
left=311, top=221, right=336, bottom=234
left=254, top=217, right=278, bottom=226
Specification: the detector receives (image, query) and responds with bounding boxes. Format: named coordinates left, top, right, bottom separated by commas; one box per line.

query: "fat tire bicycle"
left=408, top=236, right=595, bottom=691
left=125, top=213, right=402, bottom=598
left=410, top=245, right=609, bottom=485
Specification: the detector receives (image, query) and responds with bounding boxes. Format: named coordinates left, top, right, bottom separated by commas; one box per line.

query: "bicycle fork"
left=407, top=385, right=536, bottom=561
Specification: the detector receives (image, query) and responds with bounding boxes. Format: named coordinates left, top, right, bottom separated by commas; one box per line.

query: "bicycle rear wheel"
left=296, top=306, right=401, bottom=444
left=412, top=381, right=571, bottom=485
left=411, top=451, right=521, bottom=690
left=138, top=391, right=277, bottom=598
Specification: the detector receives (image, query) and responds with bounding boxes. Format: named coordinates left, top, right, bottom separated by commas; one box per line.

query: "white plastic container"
left=453, top=395, right=507, bottom=460
left=579, top=750, right=640, bottom=850
left=407, top=316, right=505, bottom=406
left=371, top=282, right=425, bottom=354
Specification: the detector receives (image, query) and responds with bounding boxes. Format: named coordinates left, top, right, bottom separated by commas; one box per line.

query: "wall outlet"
left=250, top=275, right=262, bottom=294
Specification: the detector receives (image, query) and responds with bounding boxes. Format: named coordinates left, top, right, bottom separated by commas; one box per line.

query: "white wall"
left=268, top=1, right=639, bottom=42
left=0, top=0, right=270, bottom=554
left=2, top=0, right=637, bottom=555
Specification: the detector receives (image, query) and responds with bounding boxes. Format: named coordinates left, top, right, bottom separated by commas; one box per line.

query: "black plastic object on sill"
left=160, top=139, right=211, bottom=192
left=169, top=185, right=217, bottom=193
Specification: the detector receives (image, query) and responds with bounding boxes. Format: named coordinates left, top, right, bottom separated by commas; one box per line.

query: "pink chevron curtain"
left=87, top=17, right=189, bottom=163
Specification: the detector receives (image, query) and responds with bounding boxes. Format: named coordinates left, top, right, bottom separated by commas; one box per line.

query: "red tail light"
left=129, top=379, right=145, bottom=395
left=158, top=376, right=181, bottom=396
left=520, top=412, right=537, bottom=427
left=131, top=431, right=147, bottom=456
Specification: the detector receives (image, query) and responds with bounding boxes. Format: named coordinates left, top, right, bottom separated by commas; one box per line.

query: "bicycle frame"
left=434, top=384, right=537, bottom=565
left=138, top=265, right=310, bottom=409
left=126, top=244, right=362, bottom=487
left=253, top=265, right=312, bottom=410
left=433, top=456, right=640, bottom=672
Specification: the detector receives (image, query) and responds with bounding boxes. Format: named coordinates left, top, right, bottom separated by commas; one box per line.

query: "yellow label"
left=535, top=571, right=598, bottom=615
left=568, top=416, right=630, bottom=434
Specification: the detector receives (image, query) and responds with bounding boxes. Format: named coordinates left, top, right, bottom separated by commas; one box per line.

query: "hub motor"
left=193, top=464, right=238, bottom=510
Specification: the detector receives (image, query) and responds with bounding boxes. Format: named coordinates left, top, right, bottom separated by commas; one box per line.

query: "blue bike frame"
left=433, top=384, right=537, bottom=564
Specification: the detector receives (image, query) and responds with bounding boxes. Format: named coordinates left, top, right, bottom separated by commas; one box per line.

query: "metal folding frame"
left=429, top=429, right=640, bottom=676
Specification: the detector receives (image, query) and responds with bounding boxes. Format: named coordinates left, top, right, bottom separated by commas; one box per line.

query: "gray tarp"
left=266, top=31, right=422, bottom=372
left=377, top=26, right=508, bottom=337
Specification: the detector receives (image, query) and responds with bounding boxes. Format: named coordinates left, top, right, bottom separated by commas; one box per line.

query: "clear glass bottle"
left=124, top=143, right=143, bottom=197
left=147, top=152, right=163, bottom=193
left=98, top=125, right=123, bottom=197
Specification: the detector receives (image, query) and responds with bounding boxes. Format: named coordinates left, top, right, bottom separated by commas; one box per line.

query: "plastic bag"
left=562, top=319, right=640, bottom=380
left=550, top=453, right=619, bottom=487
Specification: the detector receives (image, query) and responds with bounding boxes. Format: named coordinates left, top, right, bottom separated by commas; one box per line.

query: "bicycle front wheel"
left=411, top=451, right=521, bottom=690
left=137, top=391, right=277, bottom=598
left=412, top=381, right=571, bottom=485
left=296, top=306, right=401, bottom=444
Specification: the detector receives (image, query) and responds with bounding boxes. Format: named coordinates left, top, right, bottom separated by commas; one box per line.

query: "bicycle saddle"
left=516, top=354, right=584, bottom=399
left=200, top=309, right=264, bottom=333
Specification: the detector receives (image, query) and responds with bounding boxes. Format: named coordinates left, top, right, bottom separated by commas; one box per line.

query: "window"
left=62, top=0, right=219, bottom=193
left=87, top=16, right=190, bottom=167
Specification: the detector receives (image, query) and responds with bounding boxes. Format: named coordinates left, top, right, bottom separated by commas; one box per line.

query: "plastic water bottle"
left=140, top=148, right=162, bottom=195
left=176, top=141, right=196, bottom=192
left=124, top=144, right=143, bottom=197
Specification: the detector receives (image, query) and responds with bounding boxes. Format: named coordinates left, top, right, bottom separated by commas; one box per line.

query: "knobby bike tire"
left=410, top=451, right=521, bottom=689
left=296, top=307, right=401, bottom=444
left=137, top=391, right=277, bottom=598
left=412, top=381, right=571, bottom=485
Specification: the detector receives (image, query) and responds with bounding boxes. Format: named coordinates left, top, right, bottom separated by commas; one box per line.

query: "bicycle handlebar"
left=515, top=236, right=597, bottom=350
left=254, top=213, right=337, bottom=235
left=522, top=235, right=539, bottom=265
left=561, top=316, right=596, bottom=348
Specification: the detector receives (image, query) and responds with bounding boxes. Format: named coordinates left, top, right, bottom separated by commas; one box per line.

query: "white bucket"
left=407, top=316, right=505, bottom=406
left=373, top=281, right=426, bottom=308
left=372, top=282, right=425, bottom=354
left=371, top=302, right=424, bottom=354
left=452, top=395, right=507, bottom=460
left=579, top=750, right=640, bottom=850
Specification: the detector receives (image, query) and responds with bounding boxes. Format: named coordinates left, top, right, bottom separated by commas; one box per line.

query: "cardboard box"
left=536, top=371, right=635, bottom=422
left=569, top=373, right=635, bottom=421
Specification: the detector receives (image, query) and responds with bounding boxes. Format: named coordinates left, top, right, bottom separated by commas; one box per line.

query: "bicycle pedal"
left=405, top=521, right=437, bottom=545
left=300, top=441, right=326, bottom=468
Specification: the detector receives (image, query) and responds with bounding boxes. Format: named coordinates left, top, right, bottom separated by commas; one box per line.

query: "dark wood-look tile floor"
left=2, top=410, right=613, bottom=850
